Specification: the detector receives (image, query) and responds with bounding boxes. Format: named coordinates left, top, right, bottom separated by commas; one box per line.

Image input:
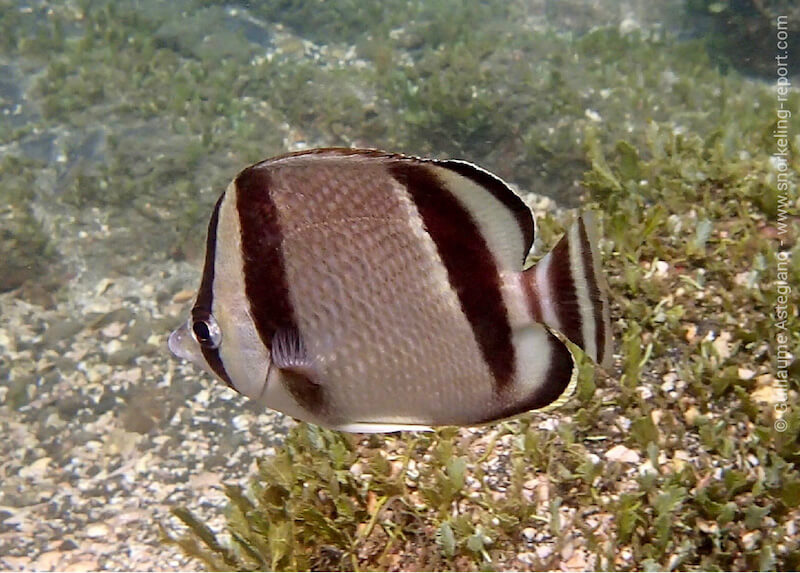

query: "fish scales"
left=168, top=148, right=613, bottom=432
left=263, top=155, right=496, bottom=425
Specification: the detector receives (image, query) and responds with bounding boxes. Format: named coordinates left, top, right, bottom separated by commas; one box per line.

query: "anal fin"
left=332, top=422, right=434, bottom=434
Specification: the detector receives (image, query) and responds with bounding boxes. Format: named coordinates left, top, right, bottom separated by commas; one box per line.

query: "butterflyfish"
left=168, top=148, right=612, bottom=433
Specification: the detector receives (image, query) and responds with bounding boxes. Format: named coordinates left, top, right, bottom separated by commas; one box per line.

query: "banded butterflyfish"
left=168, top=148, right=612, bottom=433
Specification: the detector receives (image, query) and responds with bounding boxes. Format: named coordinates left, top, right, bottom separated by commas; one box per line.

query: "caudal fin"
left=522, top=213, right=613, bottom=368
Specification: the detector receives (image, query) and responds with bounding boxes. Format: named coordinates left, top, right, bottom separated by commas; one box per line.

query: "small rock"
left=59, top=539, right=79, bottom=551
left=64, top=558, right=99, bottom=572
left=537, top=481, right=550, bottom=504
left=32, top=551, right=63, bottom=570
left=712, top=331, right=732, bottom=361
left=672, top=450, right=690, bottom=472
left=537, top=418, right=558, bottom=431
left=684, top=406, right=700, bottom=426
left=751, top=384, right=780, bottom=404
left=517, top=551, right=536, bottom=565
left=605, top=445, right=640, bottom=464
left=190, top=471, right=222, bottom=489
left=738, top=367, right=756, bottom=380
left=95, top=278, right=114, bottom=296
left=42, top=320, right=84, bottom=348
left=742, top=530, right=761, bottom=551
left=86, top=522, right=110, bottom=538
left=661, top=372, right=678, bottom=392
left=638, top=459, right=657, bottom=475
left=564, top=548, right=587, bottom=570
left=105, top=339, right=123, bottom=356
left=108, top=347, right=141, bottom=366
left=101, top=322, right=125, bottom=338
left=619, top=17, right=638, bottom=34
left=232, top=415, right=249, bottom=431
left=521, top=527, right=536, bottom=542
left=172, top=290, right=195, bottom=304
left=584, top=109, right=602, bottom=122
left=20, top=457, right=51, bottom=479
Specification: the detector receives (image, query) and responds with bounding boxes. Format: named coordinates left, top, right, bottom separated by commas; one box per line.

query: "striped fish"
left=168, top=148, right=612, bottom=433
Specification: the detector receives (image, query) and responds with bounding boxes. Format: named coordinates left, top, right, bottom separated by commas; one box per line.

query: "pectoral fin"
left=271, top=327, right=328, bottom=417
left=272, top=327, right=317, bottom=379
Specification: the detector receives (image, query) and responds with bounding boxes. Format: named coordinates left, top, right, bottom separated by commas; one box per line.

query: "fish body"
left=168, top=148, right=612, bottom=432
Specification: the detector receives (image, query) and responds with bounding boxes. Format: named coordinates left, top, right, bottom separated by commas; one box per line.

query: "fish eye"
left=190, top=313, right=222, bottom=349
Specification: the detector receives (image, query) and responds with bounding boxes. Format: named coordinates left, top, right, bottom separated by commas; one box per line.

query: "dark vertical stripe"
left=478, top=331, right=573, bottom=422
left=548, top=235, right=584, bottom=351
left=521, top=271, right=543, bottom=324
left=235, top=165, right=326, bottom=415
left=390, top=163, right=515, bottom=391
left=437, top=160, right=535, bottom=263
left=192, top=194, right=235, bottom=389
left=578, top=218, right=605, bottom=364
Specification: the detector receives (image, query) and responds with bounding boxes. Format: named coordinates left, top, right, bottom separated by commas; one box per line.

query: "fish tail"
left=522, top=212, right=612, bottom=368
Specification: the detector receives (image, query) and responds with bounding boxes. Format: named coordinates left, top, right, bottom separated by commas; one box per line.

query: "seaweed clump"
left=0, top=157, right=59, bottom=294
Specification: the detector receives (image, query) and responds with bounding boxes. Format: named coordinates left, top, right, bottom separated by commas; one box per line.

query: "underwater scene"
left=0, top=0, right=798, bottom=570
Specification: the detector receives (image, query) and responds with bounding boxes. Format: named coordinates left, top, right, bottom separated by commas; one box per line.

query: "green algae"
left=0, top=157, right=58, bottom=293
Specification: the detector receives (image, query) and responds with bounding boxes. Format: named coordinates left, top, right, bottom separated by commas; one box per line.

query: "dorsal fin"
left=428, top=160, right=535, bottom=269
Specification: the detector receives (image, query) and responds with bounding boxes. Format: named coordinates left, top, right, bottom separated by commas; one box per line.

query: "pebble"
left=537, top=418, right=559, bottom=431
left=521, top=527, right=536, bottom=542
left=712, top=331, right=732, bottom=361
left=232, top=415, right=250, bottom=431
left=108, top=347, right=141, bottom=366
left=517, top=551, right=536, bottom=565
left=42, top=320, right=84, bottom=348
left=172, top=290, right=195, bottom=304
left=64, top=558, right=99, bottom=571
left=684, top=406, right=701, bottom=426
left=101, top=322, right=125, bottom=338
left=605, top=445, right=640, bottom=464
left=563, top=548, right=587, bottom=569
left=661, top=372, right=678, bottom=392
left=86, top=523, right=111, bottom=538
left=738, top=367, right=756, bottom=380
left=33, top=550, right=63, bottom=570
left=741, top=530, right=761, bottom=551
left=350, top=461, right=364, bottom=478
left=751, top=384, right=780, bottom=404
left=105, top=339, right=123, bottom=356
left=95, top=278, right=114, bottom=296
left=20, top=457, right=51, bottom=479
